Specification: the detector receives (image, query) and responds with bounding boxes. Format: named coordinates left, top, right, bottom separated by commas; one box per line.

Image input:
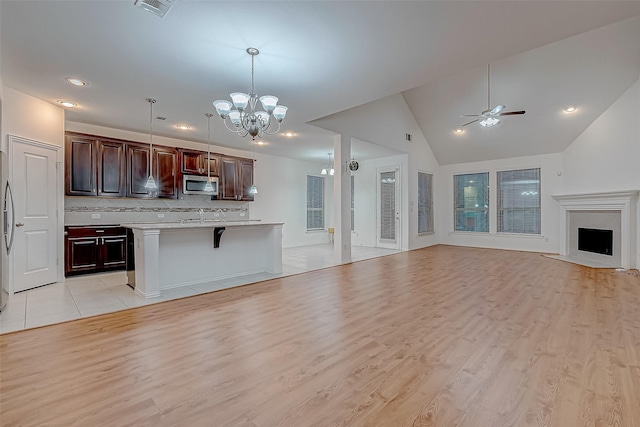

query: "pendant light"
left=203, top=113, right=215, bottom=193
left=144, top=98, right=158, bottom=191
left=248, top=141, right=258, bottom=195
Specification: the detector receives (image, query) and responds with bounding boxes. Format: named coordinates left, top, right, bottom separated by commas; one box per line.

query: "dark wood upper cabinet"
left=180, top=149, right=219, bottom=176
left=65, top=132, right=251, bottom=201
left=126, top=143, right=151, bottom=198
left=153, top=146, right=178, bottom=199
left=220, top=156, right=254, bottom=201
left=239, top=158, right=255, bottom=201
left=220, top=157, right=240, bottom=200
left=97, top=140, right=126, bottom=197
left=65, top=135, right=97, bottom=196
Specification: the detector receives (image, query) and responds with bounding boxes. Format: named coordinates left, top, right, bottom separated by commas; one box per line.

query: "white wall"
left=439, top=153, right=563, bottom=253
left=251, top=152, right=333, bottom=248
left=2, top=87, right=64, bottom=152
left=310, top=93, right=441, bottom=251
left=2, top=87, right=66, bottom=284
left=351, top=154, right=409, bottom=249
left=66, top=121, right=331, bottom=249
left=561, top=77, right=640, bottom=268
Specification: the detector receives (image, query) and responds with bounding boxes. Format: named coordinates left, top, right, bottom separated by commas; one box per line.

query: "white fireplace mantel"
left=552, top=190, right=638, bottom=269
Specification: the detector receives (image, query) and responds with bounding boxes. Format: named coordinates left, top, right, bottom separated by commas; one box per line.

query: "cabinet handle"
left=16, top=222, right=25, bottom=227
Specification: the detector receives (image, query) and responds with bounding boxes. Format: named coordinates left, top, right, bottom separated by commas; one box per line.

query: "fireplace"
left=578, top=228, right=613, bottom=256
left=552, top=190, right=638, bottom=269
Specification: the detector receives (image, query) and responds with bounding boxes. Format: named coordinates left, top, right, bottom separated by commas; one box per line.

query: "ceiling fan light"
left=329, top=168, right=334, bottom=176
left=249, top=185, right=258, bottom=195
left=480, top=117, right=500, bottom=128
left=321, top=168, right=327, bottom=175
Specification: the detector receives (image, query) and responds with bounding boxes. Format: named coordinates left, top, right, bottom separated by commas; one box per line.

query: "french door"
left=376, top=166, right=401, bottom=250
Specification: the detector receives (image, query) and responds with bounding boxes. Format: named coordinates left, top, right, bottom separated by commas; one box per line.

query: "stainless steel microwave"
left=183, top=175, right=219, bottom=196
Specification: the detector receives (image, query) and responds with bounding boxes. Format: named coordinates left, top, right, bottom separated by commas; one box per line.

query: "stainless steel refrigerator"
left=1, top=151, right=14, bottom=313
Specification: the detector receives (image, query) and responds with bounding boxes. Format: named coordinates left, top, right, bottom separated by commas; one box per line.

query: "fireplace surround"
left=552, top=190, right=638, bottom=269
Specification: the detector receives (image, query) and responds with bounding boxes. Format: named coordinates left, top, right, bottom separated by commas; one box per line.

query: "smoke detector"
left=134, top=0, right=175, bottom=18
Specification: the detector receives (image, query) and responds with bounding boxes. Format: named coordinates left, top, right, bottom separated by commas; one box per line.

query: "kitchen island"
left=122, top=221, right=283, bottom=298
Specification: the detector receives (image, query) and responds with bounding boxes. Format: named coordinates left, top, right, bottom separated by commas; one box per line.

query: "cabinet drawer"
left=66, top=226, right=127, bottom=238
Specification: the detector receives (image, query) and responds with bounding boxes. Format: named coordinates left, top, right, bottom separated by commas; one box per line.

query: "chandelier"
left=213, top=48, right=288, bottom=140
left=321, top=152, right=334, bottom=176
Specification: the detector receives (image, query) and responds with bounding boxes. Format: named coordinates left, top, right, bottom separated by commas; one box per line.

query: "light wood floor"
left=1, top=245, right=639, bottom=426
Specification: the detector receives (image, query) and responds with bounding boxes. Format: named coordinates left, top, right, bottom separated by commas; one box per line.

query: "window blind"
left=351, top=175, right=355, bottom=231
left=454, top=172, right=489, bottom=232
left=380, top=171, right=396, bottom=240
left=418, top=172, right=433, bottom=233
left=306, top=175, right=325, bottom=230
left=497, top=168, right=541, bottom=234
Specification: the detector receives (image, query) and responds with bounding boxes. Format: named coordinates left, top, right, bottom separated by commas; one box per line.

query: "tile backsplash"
left=65, top=196, right=251, bottom=225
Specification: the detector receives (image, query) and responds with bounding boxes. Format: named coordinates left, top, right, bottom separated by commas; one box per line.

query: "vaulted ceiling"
left=2, top=1, right=640, bottom=164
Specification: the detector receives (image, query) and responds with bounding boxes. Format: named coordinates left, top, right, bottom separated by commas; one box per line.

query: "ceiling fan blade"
left=460, top=114, right=481, bottom=117
left=498, top=110, right=526, bottom=116
left=462, top=119, right=479, bottom=127
left=491, top=105, right=505, bottom=115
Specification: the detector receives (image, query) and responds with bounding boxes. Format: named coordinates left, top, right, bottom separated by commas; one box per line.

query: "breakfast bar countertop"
left=121, top=220, right=284, bottom=230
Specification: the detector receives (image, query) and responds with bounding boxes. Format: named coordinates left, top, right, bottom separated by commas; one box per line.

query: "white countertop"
left=121, top=220, right=283, bottom=230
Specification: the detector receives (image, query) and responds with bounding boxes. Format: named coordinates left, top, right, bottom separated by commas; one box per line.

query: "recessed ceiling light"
left=57, top=100, right=77, bottom=108
left=256, top=141, right=266, bottom=145
left=176, top=124, right=191, bottom=130
left=454, top=128, right=464, bottom=134
left=283, top=132, right=295, bottom=137
left=564, top=106, right=577, bottom=113
left=66, top=78, right=88, bottom=87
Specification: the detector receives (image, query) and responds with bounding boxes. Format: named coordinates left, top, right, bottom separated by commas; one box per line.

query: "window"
left=497, top=168, right=541, bottom=234
left=306, top=175, right=325, bottom=230
left=351, top=175, right=355, bottom=231
left=454, top=172, right=489, bottom=232
left=418, top=172, right=433, bottom=233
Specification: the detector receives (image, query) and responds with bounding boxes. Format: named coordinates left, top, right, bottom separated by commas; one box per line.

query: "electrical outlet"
left=158, top=213, right=165, bottom=218
left=91, top=213, right=100, bottom=219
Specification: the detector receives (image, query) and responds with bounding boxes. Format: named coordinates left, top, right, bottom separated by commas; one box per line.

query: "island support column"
left=265, top=224, right=283, bottom=274
left=132, top=228, right=161, bottom=298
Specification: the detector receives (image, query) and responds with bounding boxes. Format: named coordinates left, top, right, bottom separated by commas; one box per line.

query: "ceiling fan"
left=460, top=64, right=525, bottom=128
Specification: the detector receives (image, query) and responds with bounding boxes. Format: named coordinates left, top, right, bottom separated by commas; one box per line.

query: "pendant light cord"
left=251, top=52, right=255, bottom=95
left=206, top=113, right=213, bottom=179
left=487, top=64, right=491, bottom=111
left=146, top=98, right=156, bottom=176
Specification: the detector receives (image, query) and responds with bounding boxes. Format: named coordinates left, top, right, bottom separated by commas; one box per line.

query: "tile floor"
left=0, top=244, right=399, bottom=334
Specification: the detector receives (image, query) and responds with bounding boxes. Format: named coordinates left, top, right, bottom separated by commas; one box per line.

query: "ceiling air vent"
left=134, top=0, right=175, bottom=18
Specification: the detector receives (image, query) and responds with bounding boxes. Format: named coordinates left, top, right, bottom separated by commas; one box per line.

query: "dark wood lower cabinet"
left=65, top=226, right=128, bottom=276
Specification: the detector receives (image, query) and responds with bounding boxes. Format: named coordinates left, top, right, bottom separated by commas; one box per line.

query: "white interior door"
left=376, top=166, right=401, bottom=250
left=11, top=136, right=59, bottom=292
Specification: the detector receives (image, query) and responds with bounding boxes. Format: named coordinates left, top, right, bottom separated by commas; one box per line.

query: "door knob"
left=16, top=222, right=24, bottom=227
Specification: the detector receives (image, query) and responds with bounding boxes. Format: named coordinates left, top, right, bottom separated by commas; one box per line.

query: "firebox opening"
left=578, top=228, right=613, bottom=256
